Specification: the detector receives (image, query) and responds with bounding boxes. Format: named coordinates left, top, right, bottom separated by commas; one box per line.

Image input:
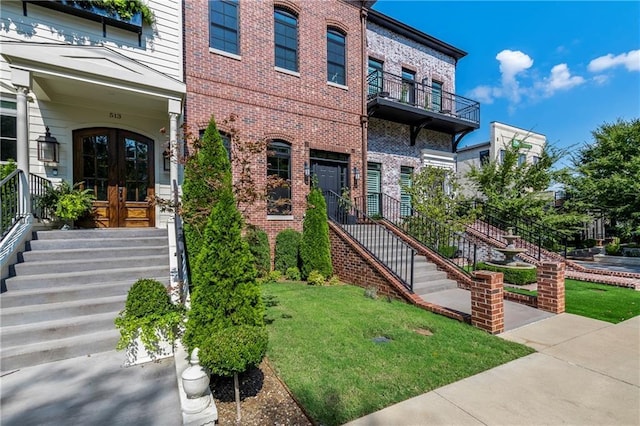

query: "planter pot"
left=123, top=332, right=174, bottom=367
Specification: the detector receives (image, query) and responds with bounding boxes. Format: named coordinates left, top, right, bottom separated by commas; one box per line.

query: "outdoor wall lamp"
left=36, top=127, right=60, bottom=164
left=304, top=161, right=310, bottom=184
left=353, top=166, right=360, bottom=187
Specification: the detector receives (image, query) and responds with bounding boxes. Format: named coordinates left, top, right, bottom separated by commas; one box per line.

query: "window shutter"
left=367, top=168, right=381, bottom=215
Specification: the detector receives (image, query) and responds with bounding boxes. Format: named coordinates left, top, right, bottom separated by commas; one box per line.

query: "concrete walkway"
left=0, top=350, right=181, bottom=426
left=346, top=314, right=640, bottom=426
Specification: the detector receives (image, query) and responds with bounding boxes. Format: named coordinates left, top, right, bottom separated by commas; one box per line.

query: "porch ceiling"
left=1, top=42, right=185, bottom=110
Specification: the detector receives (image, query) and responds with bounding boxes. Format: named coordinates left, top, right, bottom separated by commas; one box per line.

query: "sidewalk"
left=0, top=350, right=182, bottom=426
left=346, top=314, right=640, bottom=425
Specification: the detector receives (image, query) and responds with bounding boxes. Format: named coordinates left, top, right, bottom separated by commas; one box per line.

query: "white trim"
left=327, top=81, right=348, bottom=90
left=267, top=215, right=294, bottom=221
left=274, top=67, right=300, bottom=78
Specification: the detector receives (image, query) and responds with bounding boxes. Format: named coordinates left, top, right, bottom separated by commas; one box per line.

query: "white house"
left=0, top=0, right=185, bottom=230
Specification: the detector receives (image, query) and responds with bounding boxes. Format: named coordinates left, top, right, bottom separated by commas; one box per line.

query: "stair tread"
left=6, top=265, right=168, bottom=281
left=0, top=278, right=167, bottom=298
left=1, top=295, right=126, bottom=315
left=14, top=254, right=168, bottom=267
left=0, top=311, right=117, bottom=337
left=1, top=328, right=119, bottom=357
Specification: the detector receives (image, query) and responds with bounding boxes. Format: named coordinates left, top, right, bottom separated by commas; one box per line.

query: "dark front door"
left=73, top=128, right=155, bottom=228
left=310, top=151, right=349, bottom=222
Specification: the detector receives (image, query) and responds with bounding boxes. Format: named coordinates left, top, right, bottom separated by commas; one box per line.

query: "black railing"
left=472, top=201, right=569, bottom=259
left=30, top=173, right=53, bottom=221
left=1, top=169, right=27, bottom=238
left=357, top=192, right=479, bottom=275
left=324, top=190, right=415, bottom=292
left=367, top=69, right=480, bottom=125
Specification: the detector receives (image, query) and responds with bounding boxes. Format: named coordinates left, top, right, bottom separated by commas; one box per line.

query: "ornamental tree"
left=300, top=186, right=332, bottom=279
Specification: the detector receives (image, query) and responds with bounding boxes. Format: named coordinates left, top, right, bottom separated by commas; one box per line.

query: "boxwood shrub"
left=275, top=229, right=302, bottom=274
left=476, top=262, right=537, bottom=285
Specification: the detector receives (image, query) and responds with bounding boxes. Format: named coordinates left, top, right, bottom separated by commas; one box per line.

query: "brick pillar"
left=537, top=262, right=565, bottom=314
left=472, top=271, right=504, bottom=334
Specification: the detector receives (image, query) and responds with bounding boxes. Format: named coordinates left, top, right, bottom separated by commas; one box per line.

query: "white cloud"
left=592, top=75, right=609, bottom=85
left=541, top=64, right=585, bottom=96
left=467, top=85, right=495, bottom=104
left=588, top=50, right=640, bottom=72
left=496, top=50, right=533, bottom=103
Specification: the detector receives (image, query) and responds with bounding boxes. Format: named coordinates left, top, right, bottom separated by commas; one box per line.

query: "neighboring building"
left=456, top=121, right=546, bottom=197
left=365, top=10, right=479, bottom=214
left=185, top=0, right=366, bottom=242
left=0, top=1, right=185, bottom=228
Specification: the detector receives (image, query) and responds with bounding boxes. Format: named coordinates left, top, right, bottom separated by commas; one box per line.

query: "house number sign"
left=109, top=112, right=122, bottom=119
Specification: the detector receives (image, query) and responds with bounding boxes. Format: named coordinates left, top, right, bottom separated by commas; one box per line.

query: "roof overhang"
left=1, top=42, right=185, bottom=106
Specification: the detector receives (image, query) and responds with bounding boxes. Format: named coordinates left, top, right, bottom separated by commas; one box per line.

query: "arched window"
left=274, top=8, right=298, bottom=72
left=267, top=140, right=291, bottom=215
left=327, top=28, right=346, bottom=85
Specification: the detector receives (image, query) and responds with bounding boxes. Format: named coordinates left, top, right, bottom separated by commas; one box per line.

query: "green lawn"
left=564, top=279, right=640, bottom=323
left=504, top=279, right=640, bottom=323
left=263, top=282, right=534, bottom=425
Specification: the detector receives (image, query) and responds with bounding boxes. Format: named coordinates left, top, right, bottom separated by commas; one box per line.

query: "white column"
left=15, top=86, right=30, bottom=213
left=168, top=98, right=182, bottom=203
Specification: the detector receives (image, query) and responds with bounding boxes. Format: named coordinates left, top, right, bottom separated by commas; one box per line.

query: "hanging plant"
left=70, top=0, right=155, bottom=25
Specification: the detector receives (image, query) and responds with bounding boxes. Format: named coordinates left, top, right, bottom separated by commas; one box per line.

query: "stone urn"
left=181, top=348, right=213, bottom=414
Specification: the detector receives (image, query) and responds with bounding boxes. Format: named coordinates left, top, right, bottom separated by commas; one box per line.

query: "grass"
left=263, top=282, right=534, bottom=425
left=504, top=279, right=640, bottom=323
left=563, top=279, right=640, bottom=323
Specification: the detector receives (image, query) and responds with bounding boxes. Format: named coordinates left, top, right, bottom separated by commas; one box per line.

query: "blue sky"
left=372, top=1, right=640, bottom=162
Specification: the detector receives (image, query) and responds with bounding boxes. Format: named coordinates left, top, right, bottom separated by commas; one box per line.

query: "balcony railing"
left=367, top=70, right=480, bottom=137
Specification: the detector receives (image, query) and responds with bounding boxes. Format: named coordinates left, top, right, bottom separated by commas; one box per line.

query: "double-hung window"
left=368, top=58, right=383, bottom=96
left=267, top=140, right=291, bottom=215
left=327, top=28, right=346, bottom=85
left=209, top=0, right=239, bottom=55
left=401, top=68, right=415, bottom=104
left=431, top=80, right=443, bottom=111
left=274, top=8, right=298, bottom=72
left=0, top=100, right=17, bottom=162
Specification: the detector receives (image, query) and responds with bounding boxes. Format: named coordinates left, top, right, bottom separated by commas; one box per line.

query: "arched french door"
left=73, top=128, right=155, bottom=228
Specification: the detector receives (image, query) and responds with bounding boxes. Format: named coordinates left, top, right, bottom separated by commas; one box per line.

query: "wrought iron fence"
left=471, top=201, right=569, bottom=259
left=357, top=192, right=479, bottom=275
left=29, top=173, right=53, bottom=221
left=367, top=69, right=480, bottom=125
left=324, top=190, right=415, bottom=291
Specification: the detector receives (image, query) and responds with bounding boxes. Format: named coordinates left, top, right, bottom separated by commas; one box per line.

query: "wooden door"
left=74, top=128, right=155, bottom=228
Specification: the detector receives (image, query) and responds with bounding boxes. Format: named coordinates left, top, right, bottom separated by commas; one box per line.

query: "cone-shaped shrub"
left=274, top=228, right=302, bottom=274
left=244, top=225, right=271, bottom=277
left=300, top=187, right=332, bottom=279
left=183, top=185, right=266, bottom=357
left=182, top=117, right=232, bottom=262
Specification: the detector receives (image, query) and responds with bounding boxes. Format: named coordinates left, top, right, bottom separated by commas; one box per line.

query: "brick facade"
left=471, top=271, right=505, bottom=334
left=184, top=0, right=365, bottom=248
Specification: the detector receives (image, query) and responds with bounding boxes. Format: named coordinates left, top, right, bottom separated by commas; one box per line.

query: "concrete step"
left=0, top=295, right=126, bottom=326
left=413, top=269, right=448, bottom=282
left=28, top=236, right=168, bottom=251
left=0, top=280, right=149, bottom=308
left=4, top=266, right=169, bottom=290
left=21, top=245, right=169, bottom=262
left=0, top=329, right=120, bottom=372
left=13, top=255, right=168, bottom=276
left=33, top=228, right=167, bottom=240
left=0, top=312, right=117, bottom=347
left=413, top=278, right=459, bottom=295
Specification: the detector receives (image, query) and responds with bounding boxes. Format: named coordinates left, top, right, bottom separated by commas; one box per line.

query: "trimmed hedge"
left=476, top=262, right=537, bottom=285
left=275, top=229, right=301, bottom=274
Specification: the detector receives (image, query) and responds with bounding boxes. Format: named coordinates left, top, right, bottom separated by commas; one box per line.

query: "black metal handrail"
left=30, top=173, right=53, bottom=221
left=367, top=69, right=480, bottom=125
left=1, top=169, right=27, bottom=238
left=357, top=192, right=480, bottom=275
left=324, top=190, right=415, bottom=292
left=471, top=200, right=569, bottom=259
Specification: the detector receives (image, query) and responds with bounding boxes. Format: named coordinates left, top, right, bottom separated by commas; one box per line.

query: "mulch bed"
left=210, top=359, right=313, bottom=425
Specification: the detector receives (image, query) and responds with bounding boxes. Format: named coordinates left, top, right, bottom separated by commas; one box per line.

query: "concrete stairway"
left=342, top=224, right=458, bottom=296
left=0, top=228, right=170, bottom=373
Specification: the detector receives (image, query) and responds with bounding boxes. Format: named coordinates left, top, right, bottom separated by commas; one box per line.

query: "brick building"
left=365, top=10, right=480, bottom=215
left=185, top=0, right=480, bottom=247
left=184, top=0, right=367, bottom=242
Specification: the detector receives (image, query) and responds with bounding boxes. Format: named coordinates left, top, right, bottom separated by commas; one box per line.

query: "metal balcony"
left=367, top=70, right=480, bottom=147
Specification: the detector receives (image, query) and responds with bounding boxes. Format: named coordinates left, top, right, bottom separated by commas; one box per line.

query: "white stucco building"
left=456, top=121, right=546, bottom=197
left=0, top=1, right=185, bottom=229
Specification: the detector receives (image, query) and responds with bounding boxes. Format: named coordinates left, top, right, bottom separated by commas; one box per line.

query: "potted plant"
left=37, top=181, right=95, bottom=229
left=115, top=278, right=185, bottom=366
